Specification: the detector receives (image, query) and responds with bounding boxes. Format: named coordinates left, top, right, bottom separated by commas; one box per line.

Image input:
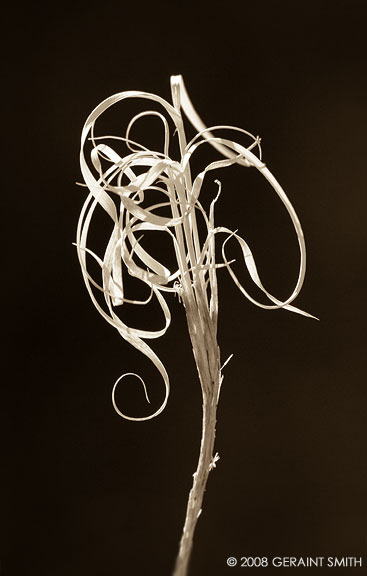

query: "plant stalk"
left=173, top=290, right=221, bottom=576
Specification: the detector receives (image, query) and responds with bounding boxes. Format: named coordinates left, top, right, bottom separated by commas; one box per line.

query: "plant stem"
left=173, top=291, right=221, bottom=576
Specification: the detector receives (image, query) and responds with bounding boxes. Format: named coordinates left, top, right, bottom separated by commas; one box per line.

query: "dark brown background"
left=2, top=1, right=366, bottom=574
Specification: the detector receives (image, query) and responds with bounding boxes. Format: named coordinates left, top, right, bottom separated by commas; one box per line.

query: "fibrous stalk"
left=173, top=285, right=221, bottom=576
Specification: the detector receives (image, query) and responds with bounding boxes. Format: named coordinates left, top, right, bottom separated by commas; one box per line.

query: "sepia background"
left=2, top=1, right=366, bottom=574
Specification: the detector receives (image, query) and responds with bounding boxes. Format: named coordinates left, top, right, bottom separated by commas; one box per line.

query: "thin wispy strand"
left=76, top=75, right=314, bottom=423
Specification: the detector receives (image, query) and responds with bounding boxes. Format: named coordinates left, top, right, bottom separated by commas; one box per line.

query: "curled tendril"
left=76, top=74, right=316, bottom=421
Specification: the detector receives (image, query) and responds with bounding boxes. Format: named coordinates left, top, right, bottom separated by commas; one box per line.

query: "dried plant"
left=76, top=75, right=315, bottom=575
